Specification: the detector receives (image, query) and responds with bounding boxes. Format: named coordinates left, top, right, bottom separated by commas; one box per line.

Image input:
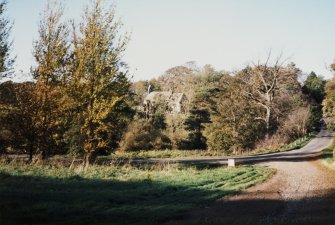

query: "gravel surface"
left=165, top=130, right=335, bottom=225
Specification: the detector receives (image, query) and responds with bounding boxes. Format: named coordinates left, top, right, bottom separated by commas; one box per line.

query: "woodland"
left=0, top=0, right=332, bottom=165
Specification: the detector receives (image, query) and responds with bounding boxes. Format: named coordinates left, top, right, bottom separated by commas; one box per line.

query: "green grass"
left=320, top=140, right=335, bottom=170
left=106, top=133, right=316, bottom=160
left=0, top=162, right=274, bottom=225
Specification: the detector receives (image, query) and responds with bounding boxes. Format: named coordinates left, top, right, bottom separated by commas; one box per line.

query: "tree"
left=70, top=0, right=132, bottom=166
left=302, top=72, right=325, bottom=130
left=194, top=60, right=306, bottom=152
left=238, top=57, right=301, bottom=138
left=32, top=0, right=70, bottom=159
left=331, top=62, right=335, bottom=72
left=196, top=72, right=265, bottom=152
left=303, top=71, right=325, bottom=104
left=157, top=65, right=201, bottom=105
left=323, top=68, right=335, bottom=130
left=180, top=107, right=211, bottom=150
left=159, top=66, right=194, bottom=92
left=13, top=82, right=39, bottom=161
left=0, top=0, right=14, bottom=80
left=0, top=82, right=39, bottom=161
left=0, top=81, right=16, bottom=154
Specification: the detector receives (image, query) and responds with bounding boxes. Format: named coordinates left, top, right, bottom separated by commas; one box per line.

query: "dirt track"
left=165, top=131, right=335, bottom=225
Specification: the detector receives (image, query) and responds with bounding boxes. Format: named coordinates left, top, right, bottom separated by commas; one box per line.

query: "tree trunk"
left=28, top=137, right=35, bottom=163
left=0, top=141, right=5, bottom=156
left=29, top=144, right=33, bottom=162
left=32, top=139, right=48, bottom=164
left=265, top=106, right=271, bottom=139
left=83, top=151, right=96, bottom=169
left=33, top=150, right=44, bottom=164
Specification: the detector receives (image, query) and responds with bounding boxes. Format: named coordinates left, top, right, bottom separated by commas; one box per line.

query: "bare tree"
left=238, top=54, right=290, bottom=138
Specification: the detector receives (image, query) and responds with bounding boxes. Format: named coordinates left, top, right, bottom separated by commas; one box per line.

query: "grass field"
left=0, top=162, right=274, bottom=225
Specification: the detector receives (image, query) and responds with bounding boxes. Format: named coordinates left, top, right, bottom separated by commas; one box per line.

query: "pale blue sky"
left=6, top=0, right=335, bottom=81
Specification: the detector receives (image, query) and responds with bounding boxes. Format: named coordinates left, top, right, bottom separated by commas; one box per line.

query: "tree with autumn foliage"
left=31, top=1, right=70, bottom=160
left=323, top=62, right=335, bottom=130
left=69, top=0, right=132, bottom=166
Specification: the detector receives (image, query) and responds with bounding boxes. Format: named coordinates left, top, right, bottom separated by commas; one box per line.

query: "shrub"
left=119, top=116, right=172, bottom=151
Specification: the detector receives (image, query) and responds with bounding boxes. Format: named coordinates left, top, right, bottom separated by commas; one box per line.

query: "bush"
left=119, top=116, right=172, bottom=151
left=256, top=107, right=312, bottom=149
left=255, top=133, right=287, bottom=150
left=165, top=114, right=188, bottom=149
left=278, top=107, right=311, bottom=142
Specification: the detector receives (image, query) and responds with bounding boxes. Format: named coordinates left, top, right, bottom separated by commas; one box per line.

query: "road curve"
left=165, top=130, right=335, bottom=225
left=140, top=129, right=333, bottom=165
left=235, top=128, right=333, bottom=164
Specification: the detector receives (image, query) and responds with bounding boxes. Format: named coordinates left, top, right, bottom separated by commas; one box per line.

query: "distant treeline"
left=124, top=62, right=325, bottom=153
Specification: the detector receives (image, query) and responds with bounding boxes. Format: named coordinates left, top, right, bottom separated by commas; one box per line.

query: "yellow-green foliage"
left=31, top=1, right=70, bottom=158
left=119, top=114, right=172, bottom=151
left=165, top=114, right=188, bottom=148
left=323, top=76, right=335, bottom=130
left=69, top=0, right=131, bottom=164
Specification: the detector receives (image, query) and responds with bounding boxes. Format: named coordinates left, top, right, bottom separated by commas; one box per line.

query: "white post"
left=228, top=159, right=235, bottom=168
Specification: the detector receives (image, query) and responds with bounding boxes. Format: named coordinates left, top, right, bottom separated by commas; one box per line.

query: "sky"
left=6, top=0, right=335, bottom=82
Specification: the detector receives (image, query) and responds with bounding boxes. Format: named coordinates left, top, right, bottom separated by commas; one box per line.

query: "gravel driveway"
left=165, top=130, right=335, bottom=225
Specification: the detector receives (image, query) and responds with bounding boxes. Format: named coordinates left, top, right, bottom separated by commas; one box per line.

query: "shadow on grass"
left=3, top=171, right=335, bottom=225
left=0, top=171, right=237, bottom=225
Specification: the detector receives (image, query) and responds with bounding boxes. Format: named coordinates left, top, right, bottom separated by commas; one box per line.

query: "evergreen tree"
left=302, top=72, right=325, bottom=131
left=303, top=71, right=326, bottom=104
left=181, top=108, right=210, bottom=150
